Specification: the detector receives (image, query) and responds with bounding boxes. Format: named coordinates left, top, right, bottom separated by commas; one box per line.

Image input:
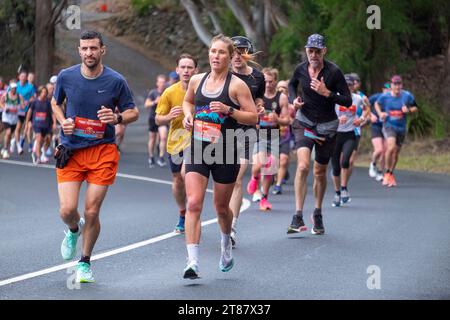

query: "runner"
left=286, top=34, right=352, bottom=235
left=375, top=75, right=418, bottom=187
left=330, top=74, right=365, bottom=206
left=368, top=82, right=391, bottom=181
left=229, top=35, right=265, bottom=246
left=181, top=34, right=257, bottom=279
left=13, top=70, right=36, bottom=155
left=1, top=82, right=23, bottom=159
left=145, top=74, right=168, bottom=167
left=52, top=30, right=139, bottom=283
left=248, top=67, right=290, bottom=209
left=155, top=53, right=198, bottom=233
left=25, top=85, right=55, bottom=164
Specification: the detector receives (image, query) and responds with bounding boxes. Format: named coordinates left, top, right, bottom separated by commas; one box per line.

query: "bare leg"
left=313, top=161, right=328, bottom=210
left=294, top=147, right=311, bottom=211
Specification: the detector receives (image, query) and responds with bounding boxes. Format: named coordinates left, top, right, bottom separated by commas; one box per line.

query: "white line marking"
left=0, top=159, right=251, bottom=287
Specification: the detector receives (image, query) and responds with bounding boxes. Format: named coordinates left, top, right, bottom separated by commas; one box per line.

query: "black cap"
left=305, top=34, right=326, bottom=49
left=231, top=36, right=254, bottom=54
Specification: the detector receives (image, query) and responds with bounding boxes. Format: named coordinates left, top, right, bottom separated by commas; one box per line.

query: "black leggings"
left=331, top=131, right=356, bottom=177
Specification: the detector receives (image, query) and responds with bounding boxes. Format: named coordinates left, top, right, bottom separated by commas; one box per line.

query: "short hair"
left=37, top=85, right=48, bottom=97
left=80, top=30, right=104, bottom=47
left=156, top=74, right=167, bottom=81
left=177, top=53, right=198, bottom=68
left=262, top=67, right=279, bottom=81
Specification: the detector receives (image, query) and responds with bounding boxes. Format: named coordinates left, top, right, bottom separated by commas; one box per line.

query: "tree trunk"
left=35, top=0, right=54, bottom=85
left=180, top=0, right=212, bottom=46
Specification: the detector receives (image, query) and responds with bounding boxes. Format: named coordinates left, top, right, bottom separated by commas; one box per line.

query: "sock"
left=313, top=208, right=322, bottom=216
left=341, top=186, right=347, bottom=191
left=372, top=161, right=376, bottom=166
left=221, top=232, right=231, bottom=249
left=386, top=169, right=391, bottom=174
left=262, top=194, right=267, bottom=200
left=336, top=190, right=341, bottom=196
left=232, top=217, right=237, bottom=230
left=79, top=256, right=90, bottom=265
left=253, top=175, right=259, bottom=180
left=69, top=226, right=79, bottom=233
left=295, top=210, right=303, bottom=217
left=179, top=209, right=186, bottom=217
left=187, top=244, right=199, bottom=264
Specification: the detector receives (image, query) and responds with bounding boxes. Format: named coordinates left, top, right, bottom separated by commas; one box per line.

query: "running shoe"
left=287, top=215, right=307, bottom=234
left=311, top=214, right=325, bottom=235
left=332, top=193, right=341, bottom=207
left=76, top=262, right=95, bottom=283
left=252, top=190, right=262, bottom=202
left=260, top=198, right=272, bottom=211
left=369, top=162, right=377, bottom=178
left=17, top=144, right=23, bottom=155
left=272, top=185, right=282, bottom=195
left=183, top=260, right=200, bottom=279
left=157, top=157, right=166, bottom=167
left=382, top=173, right=391, bottom=186
left=1, top=149, right=10, bottom=159
left=388, top=174, right=397, bottom=187
left=375, top=171, right=384, bottom=182
left=174, top=216, right=185, bottom=234
left=40, top=154, right=49, bottom=163
left=148, top=157, right=155, bottom=168
left=219, top=241, right=234, bottom=272
left=246, top=175, right=259, bottom=195
left=61, top=218, right=85, bottom=260
left=45, top=147, right=53, bottom=158
left=31, top=152, right=39, bottom=165
left=341, top=189, right=351, bottom=204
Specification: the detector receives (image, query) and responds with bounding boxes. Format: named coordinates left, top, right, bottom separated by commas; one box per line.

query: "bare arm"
left=229, top=79, right=258, bottom=126
left=277, top=93, right=291, bottom=126
left=182, top=74, right=200, bottom=131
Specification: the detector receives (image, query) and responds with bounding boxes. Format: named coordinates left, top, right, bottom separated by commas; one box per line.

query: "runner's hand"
left=339, top=115, right=347, bottom=125
left=62, top=118, right=75, bottom=135
left=293, top=97, right=304, bottom=110
left=310, top=77, right=330, bottom=97
left=169, top=106, right=183, bottom=120
left=209, top=101, right=228, bottom=114
left=257, top=103, right=265, bottom=115
left=268, top=112, right=279, bottom=123
left=370, top=113, right=378, bottom=123
left=183, top=113, right=193, bottom=131
left=97, top=106, right=116, bottom=124
left=401, top=105, right=409, bottom=113
left=379, top=112, right=388, bottom=121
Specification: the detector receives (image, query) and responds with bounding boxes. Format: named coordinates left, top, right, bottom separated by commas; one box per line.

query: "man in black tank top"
left=181, top=35, right=258, bottom=279
left=247, top=67, right=290, bottom=211
left=228, top=36, right=266, bottom=248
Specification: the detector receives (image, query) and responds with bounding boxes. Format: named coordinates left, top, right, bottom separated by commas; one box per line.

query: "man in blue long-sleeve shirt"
left=287, top=34, right=352, bottom=236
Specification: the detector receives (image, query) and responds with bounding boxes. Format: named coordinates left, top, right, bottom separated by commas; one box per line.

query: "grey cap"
left=305, top=34, right=326, bottom=49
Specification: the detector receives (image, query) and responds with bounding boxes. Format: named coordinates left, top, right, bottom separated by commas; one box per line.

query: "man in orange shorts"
left=51, top=30, right=139, bottom=283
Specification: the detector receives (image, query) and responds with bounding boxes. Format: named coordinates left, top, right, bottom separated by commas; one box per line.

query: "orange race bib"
left=259, top=111, right=277, bottom=128
left=193, top=120, right=221, bottom=143
left=389, top=110, right=404, bottom=120
left=73, top=116, right=106, bottom=139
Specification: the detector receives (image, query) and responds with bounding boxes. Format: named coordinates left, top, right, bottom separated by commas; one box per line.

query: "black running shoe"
left=287, top=214, right=307, bottom=234
left=311, top=214, right=325, bottom=235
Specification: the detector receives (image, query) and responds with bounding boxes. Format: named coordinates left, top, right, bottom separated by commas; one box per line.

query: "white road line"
left=0, top=159, right=251, bottom=287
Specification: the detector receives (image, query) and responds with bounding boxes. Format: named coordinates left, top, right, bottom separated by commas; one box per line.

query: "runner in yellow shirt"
left=156, top=53, right=198, bottom=233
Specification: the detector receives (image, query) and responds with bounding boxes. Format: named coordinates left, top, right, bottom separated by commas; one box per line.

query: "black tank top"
left=260, top=91, right=281, bottom=129
left=192, top=72, right=240, bottom=145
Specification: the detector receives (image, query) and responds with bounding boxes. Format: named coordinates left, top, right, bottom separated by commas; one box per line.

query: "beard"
left=83, top=57, right=99, bottom=69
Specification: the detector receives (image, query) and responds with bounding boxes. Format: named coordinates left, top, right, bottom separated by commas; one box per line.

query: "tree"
left=35, top=0, right=67, bottom=85
left=179, top=0, right=288, bottom=59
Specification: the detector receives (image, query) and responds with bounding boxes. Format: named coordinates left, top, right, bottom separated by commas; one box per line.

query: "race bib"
left=6, top=106, right=18, bottom=114
left=193, top=120, right=221, bottom=143
left=338, top=105, right=357, bottom=114
left=259, top=111, right=277, bottom=128
left=35, top=112, right=47, bottom=122
left=389, top=110, right=404, bottom=120
left=73, top=116, right=106, bottom=139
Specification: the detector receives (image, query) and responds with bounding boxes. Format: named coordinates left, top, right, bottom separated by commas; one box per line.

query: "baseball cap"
left=49, top=75, right=57, bottom=84
left=391, top=75, right=402, bottom=83
left=169, top=71, right=179, bottom=81
left=231, top=36, right=254, bottom=54
left=349, top=73, right=360, bottom=82
left=10, top=82, right=17, bottom=88
left=305, top=34, right=326, bottom=49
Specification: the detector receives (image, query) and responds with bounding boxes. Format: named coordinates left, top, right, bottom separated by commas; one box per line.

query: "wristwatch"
left=228, top=106, right=235, bottom=116
left=116, top=113, right=123, bottom=124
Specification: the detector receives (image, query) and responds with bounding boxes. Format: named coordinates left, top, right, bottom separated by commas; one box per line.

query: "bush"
left=408, top=98, right=447, bottom=139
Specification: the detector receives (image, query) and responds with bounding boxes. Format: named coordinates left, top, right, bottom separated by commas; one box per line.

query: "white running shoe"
left=183, top=260, right=200, bottom=279
left=375, top=171, right=384, bottom=182
left=76, top=262, right=95, bottom=283
left=219, top=240, right=234, bottom=272
left=369, top=163, right=377, bottom=178
left=252, top=190, right=262, bottom=202
left=61, top=218, right=85, bottom=260
left=9, top=139, right=15, bottom=153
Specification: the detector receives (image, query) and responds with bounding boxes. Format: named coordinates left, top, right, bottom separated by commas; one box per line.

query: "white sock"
left=232, top=218, right=238, bottom=230
left=187, top=244, right=199, bottom=264
left=221, top=232, right=231, bottom=249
